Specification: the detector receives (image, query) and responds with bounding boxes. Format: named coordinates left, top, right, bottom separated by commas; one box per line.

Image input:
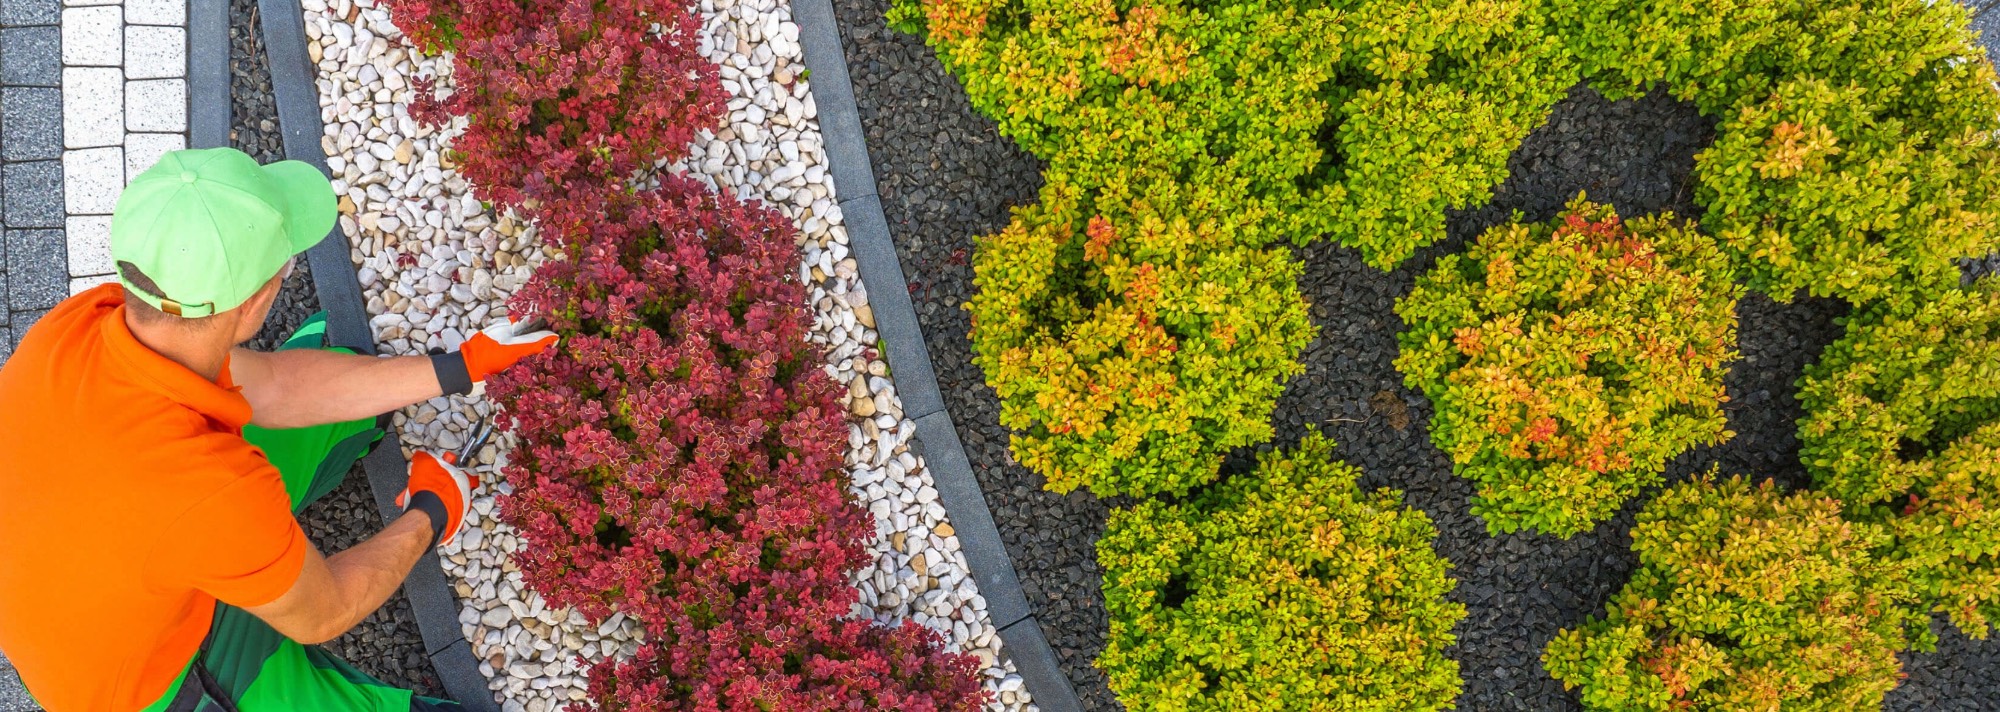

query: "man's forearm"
left=237, top=348, right=442, bottom=429
left=317, top=510, right=435, bottom=641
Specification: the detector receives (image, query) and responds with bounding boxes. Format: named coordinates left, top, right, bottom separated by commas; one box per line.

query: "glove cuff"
left=405, top=489, right=450, bottom=549
left=431, top=351, right=473, bottom=397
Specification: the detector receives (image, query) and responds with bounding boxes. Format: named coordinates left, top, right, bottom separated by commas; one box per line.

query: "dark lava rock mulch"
left=232, top=0, right=443, bottom=696
left=831, top=2, right=2000, bottom=707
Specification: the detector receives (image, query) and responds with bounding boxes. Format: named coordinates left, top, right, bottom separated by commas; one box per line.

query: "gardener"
left=0, top=147, right=557, bottom=711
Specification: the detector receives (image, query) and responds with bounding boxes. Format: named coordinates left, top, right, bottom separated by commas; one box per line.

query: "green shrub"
left=968, top=171, right=1313, bottom=497
left=1797, top=282, right=2000, bottom=640
left=1096, top=434, right=1465, bottom=710
left=1554, top=0, right=2000, bottom=306
left=1396, top=199, right=1742, bottom=536
left=902, top=0, right=1574, bottom=268
left=1886, top=421, right=2000, bottom=641
left=1543, top=475, right=1923, bottom=712
left=1796, top=281, right=2000, bottom=507
left=1696, top=77, right=2000, bottom=306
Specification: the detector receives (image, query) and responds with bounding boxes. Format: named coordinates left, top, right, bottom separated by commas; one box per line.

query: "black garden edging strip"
left=246, top=2, right=497, bottom=708
left=791, top=1, right=1087, bottom=709
left=188, top=0, right=230, bottom=149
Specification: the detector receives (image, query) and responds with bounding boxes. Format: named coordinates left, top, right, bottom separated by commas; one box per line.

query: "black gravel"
left=834, top=3, right=2000, bottom=706
left=232, top=0, right=442, bottom=696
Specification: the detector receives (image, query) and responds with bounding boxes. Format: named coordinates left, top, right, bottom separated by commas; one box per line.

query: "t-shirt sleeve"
left=150, top=466, right=309, bottom=608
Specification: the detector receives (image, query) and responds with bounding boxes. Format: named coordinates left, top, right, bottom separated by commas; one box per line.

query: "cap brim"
left=262, top=160, right=338, bottom=256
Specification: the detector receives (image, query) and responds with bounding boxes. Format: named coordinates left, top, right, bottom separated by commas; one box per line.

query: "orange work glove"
left=395, top=451, right=478, bottom=548
left=431, top=319, right=560, bottom=397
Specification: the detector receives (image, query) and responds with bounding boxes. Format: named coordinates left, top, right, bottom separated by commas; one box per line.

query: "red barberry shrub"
left=384, top=0, right=726, bottom=214
left=1543, top=475, right=1925, bottom=712
left=1396, top=198, right=1742, bottom=537
left=487, top=180, right=988, bottom=711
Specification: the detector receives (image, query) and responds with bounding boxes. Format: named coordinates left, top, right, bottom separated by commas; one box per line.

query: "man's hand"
left=431, top=320, right=560, bottom=397
left=395, top=451, right=478, bottom=548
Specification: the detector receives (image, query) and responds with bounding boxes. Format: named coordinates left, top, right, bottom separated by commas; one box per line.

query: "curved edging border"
left=245, top=2, right=498, bottom=708
left=789, top=2, right=1087, bottom=710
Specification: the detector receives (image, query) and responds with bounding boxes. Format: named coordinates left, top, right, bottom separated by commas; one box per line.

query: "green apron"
left=126, top=313, right=459, bottom=712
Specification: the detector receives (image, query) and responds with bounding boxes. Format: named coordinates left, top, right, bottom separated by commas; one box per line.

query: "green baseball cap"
left=110, top=147, right=336, bottom=317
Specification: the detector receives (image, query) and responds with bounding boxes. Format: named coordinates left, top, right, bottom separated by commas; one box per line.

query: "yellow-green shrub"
left=1095, top=434, right=1465, bottom=710
left=1797, top=282, right=2000, bottom=641
left=1887, top=421, right=2000, bottom=642
left=1554, top=0, right=2000, bottom=306
left=900, top=0, right=1576, bottom=268
left=1796, top=281, right=2000, bottom=507
left=968, top=170, right=1312, bottom=497
left=1396, top=199, right=1742, bottom=536
left=1543, top=475, right=1924, bottom=712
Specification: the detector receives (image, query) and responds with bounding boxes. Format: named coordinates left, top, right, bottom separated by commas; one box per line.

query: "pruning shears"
left=444, top=414, right=496, bottom=467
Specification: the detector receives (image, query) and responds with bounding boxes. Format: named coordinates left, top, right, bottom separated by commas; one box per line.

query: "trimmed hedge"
left=1543, top=475, right=1923, bottom=712
left=1798, top=282, right=2000, bottom=641
left=904, top=0, right=1574, bottom=268
left=489, top=183, right=988, bottom=710
left=1095, top=435, right=1465, bottom=710
left=1555, top=0, right=2000, bottom=307
left=967, top=172, right=1313, bottom=497
left=1888, top=421, right=2000, bottom=642
left=1396, top=199, right=1742, bottom=536
left=1797, top=281, right=2000, bottom=507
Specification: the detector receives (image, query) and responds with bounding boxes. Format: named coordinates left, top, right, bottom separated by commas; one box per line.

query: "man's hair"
left=118, top=261, right=221, bottom=327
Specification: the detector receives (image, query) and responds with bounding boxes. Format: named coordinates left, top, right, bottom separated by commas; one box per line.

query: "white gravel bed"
left=302, top=0, right=1034, bottom=709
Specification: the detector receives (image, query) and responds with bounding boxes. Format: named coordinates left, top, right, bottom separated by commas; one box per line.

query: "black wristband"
left=405, top=490, right=450, bottom=549
left=430, top=351, right=473, bottom=397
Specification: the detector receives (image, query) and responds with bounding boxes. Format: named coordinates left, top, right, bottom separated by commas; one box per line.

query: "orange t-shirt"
left=0, top=285, right=308, bottom=711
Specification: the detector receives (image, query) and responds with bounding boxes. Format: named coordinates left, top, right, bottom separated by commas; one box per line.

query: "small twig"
left=1324, top=417, right=1365, bottom=424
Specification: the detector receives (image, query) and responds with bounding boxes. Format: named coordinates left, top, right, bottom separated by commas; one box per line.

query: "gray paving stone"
left=3, top=161, right=62, bottom=228
left=7, top=230, right=63, bottom=312
left=0, top=655, right=31, bottom=712
left=9, top=309, right=46, bottom=351
left=0, top=270, right=9, bottom=327
left=2, top=87, right=61, bottom=161
left=0, top=326, right=12, bottom=362
left=0, top=0, right=56, bottom=28
left=0, top=26, right=59, bottom=87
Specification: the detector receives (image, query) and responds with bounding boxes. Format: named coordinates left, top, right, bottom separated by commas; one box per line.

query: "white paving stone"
left=122, top=25, right=184, bottom=80
left=123, top=0, right=183, bottom=25
left=59, top=6, right=121, bottom=67
left=66, top=215, right=115, bottom=277
left=61, top=67, right=124, bottom=149
left=61, top=0, right=122, bottom=6
left=70, top=275, right=119, bottom=295
left=64, top=146, right=124, bottom=215
left=124, top=133, right=185, bottom=181
left=125, top=79, right=186, bottom=132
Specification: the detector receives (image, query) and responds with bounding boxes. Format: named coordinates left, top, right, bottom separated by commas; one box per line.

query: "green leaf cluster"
left=1096, top=435, right=1465, bottom=710
left=968, top=171, right=1313, bottom=497
left=1543, top=475, right=1925, bottom=712
left=1554, top=0, right=2000, bottom=306
left=1884, top=421, right=2000, bottom=642
left=1797, top=281, right=2000, bottom=639
left=1798, top=281, right=2000, bottom=505
left=1396, top=199, right=1742, bottom=536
